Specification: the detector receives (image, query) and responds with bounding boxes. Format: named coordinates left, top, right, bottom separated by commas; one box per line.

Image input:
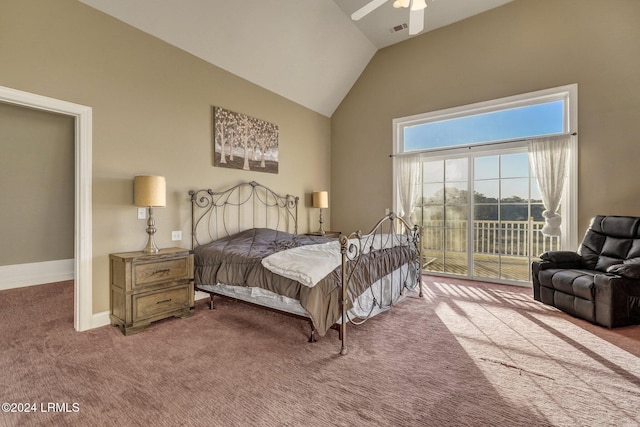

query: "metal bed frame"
left=189, top=181, right=422, bottom=355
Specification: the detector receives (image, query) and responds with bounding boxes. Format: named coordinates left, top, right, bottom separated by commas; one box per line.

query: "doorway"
left=0, top=85, right=93, bottom=331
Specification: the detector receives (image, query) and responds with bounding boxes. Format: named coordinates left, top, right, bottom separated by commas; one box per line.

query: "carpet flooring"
left=0, top=277, right=639, bottom=426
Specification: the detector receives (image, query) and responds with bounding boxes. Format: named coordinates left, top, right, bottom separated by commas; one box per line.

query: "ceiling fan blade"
left=409, top=7, right=425, bottom=34
left=351, top=0, right=389, bottom=21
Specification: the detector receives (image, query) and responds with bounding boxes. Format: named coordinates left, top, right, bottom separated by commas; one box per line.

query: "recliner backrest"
left=578, top=215, right=640, bottom=271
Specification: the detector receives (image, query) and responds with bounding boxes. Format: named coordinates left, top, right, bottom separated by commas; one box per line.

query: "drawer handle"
left=156, top=298, right=172, bottom=304
left=154, top=269, right=171, bottom=275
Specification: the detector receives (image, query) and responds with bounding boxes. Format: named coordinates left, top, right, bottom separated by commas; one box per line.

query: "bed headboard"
left=189, top=181, right=299, bottom=249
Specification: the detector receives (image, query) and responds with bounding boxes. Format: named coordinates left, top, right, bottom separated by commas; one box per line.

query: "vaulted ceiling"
left=79, top=0, right=513, bottom=117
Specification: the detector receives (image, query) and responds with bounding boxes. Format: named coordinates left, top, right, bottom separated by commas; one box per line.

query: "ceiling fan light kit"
left=410, top=0, right=427, bottom=11
left=393, top=0, right=410, bottom=8
left=353, top=0, right=429, bottom=35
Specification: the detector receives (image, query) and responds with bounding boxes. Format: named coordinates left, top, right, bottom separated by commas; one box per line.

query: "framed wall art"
left=213, top=106, right=279, bottom=174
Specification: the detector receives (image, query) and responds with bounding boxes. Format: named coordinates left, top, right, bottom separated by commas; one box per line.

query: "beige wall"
left=0, top=103, right=74, bottom=265
left=0, top=0, right=331, bottom=313
left=331, top=0, right=640, bottom=237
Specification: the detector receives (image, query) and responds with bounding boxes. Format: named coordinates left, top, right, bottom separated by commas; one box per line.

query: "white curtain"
left=528, top=134, right=573, bottom=237
left=395, top=154, right=420, bottom=226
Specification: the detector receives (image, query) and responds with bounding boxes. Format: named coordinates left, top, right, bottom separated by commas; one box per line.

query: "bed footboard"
left=338, top=213, right=421, bottom=355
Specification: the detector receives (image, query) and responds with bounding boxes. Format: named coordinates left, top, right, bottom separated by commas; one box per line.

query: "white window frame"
left=393, top=84, right=578, bottom=251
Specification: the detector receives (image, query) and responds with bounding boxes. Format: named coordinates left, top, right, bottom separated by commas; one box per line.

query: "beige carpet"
left=0, top=277, right=638, bottom=426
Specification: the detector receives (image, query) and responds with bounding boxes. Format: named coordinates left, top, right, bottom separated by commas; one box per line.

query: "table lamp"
left=134, top=175, right=166, bottom=254
left=312, top=191, right=328, bottom=236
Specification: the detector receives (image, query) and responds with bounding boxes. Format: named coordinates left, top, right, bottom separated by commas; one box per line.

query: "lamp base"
left=142, top=237, right=159, bottom=254
left=317, top=208, right=325, bottom=236
left=142, top=207, right=160, bottom=254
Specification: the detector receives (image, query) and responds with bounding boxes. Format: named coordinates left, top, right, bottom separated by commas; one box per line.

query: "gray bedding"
left=194, top=228, right=415, bottom=335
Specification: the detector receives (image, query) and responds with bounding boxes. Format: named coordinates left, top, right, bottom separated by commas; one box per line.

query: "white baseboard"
left=195, top=290, right=209, bottom=301
left=92, top=310, right=111, bottom=329
left=0, top=259, right=74, bottom=291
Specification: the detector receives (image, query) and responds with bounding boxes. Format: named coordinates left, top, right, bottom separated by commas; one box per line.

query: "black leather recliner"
left=532, top=215, right=640, bottom=328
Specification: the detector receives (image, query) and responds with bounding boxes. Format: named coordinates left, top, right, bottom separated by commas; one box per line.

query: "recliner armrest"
left=594, top=273, right=640, bottom=327
left=539, top=251, right=582, bottom=267
left=606, top=263, right=640, bottom=279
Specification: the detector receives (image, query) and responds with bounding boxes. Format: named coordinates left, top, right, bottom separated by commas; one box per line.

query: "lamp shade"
left=312, top=191, right=328, bottom=209
left=134, top=175, right=166, bottom=207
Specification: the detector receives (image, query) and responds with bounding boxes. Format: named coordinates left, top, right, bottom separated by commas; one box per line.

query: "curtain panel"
left=528, top=134, right=573, bottom=237
left=395, top=154, right=420, bottom=227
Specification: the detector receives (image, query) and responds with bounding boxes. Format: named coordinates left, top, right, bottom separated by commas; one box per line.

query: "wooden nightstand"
left=109, top=247, right=194, bottom=335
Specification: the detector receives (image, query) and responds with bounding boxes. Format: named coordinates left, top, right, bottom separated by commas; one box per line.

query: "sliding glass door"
left=418, top=150, right=560, bottom=283
left=472, top=152, right=550, bottom=281
left=420, top=157, right=469, bottom=276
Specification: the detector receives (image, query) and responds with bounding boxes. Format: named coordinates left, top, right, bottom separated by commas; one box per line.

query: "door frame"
left=0, top=85, right=93, bottom=331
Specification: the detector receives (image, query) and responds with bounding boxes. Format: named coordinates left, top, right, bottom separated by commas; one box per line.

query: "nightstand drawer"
left=134, top=257, right=190, bottom=288
left=133, top=284, right=191, bottom=321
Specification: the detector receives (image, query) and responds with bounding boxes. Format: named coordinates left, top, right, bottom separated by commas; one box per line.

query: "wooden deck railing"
left=421, top=219, right=560, bottom=257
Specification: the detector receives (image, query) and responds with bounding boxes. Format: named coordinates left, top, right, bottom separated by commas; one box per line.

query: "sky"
left=404, top=100, right=564, bottom=152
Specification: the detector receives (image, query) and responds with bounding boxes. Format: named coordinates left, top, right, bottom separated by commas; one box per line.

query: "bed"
left=189, top=181, right=422, bottom=355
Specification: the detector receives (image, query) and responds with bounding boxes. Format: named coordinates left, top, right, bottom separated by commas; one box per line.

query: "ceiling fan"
left=351, top=0, right=429, bottom=35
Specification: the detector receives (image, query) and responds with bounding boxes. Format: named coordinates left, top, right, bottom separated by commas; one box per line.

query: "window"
left=403, top=100, right=564, bottom=152
left=393, top=85, right=577, bottom=285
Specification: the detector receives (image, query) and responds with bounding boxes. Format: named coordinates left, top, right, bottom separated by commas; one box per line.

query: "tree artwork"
left=213, top=107, right=279, bottom=174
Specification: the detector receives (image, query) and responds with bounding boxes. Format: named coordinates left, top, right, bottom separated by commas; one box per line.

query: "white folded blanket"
left=262, top=241, right=341, bottom=288
left=261, top=233, right=410, bottom=288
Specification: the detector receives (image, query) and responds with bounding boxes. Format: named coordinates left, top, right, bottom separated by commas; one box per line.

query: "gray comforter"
left=194, top=228, right=415, bottom=335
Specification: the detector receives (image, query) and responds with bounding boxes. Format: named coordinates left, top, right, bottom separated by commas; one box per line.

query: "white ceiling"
left=335, top=0, right=512, bottom=49
left=79, top=0, right=513, bottom=117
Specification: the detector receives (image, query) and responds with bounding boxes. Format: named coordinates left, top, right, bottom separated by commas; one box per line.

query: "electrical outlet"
left=137, top=207, right=146, bottom=219
left=385, top=208, right=390, bottom=216
left=171, top=230, right=182, bottom=241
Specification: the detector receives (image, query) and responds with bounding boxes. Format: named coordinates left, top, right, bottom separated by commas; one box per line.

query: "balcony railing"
left=419, top=220, right=560, bottom=282
left=421, top=219, right=560, bottom=258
